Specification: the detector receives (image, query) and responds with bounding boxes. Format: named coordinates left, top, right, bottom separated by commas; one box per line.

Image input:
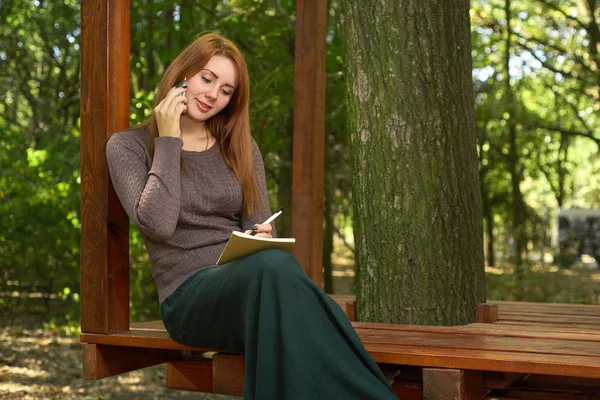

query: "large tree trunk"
left=339, top=0, right=485, bottom=325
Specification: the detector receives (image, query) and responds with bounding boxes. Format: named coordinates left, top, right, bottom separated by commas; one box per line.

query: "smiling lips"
left=196, top=99, right=213, bottom=113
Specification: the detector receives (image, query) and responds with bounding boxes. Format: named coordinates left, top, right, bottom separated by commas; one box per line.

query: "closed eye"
left=202, top=76, right=212, bottom=84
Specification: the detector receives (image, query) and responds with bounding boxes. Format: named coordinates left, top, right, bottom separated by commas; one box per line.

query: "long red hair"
left=144, top=32, right=261, bottom=216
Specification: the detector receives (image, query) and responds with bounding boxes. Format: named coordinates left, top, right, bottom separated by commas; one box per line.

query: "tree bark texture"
left=339, top=0, right=485, bottom=325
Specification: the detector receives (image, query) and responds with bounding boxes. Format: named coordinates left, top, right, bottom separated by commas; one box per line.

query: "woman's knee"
left=242, top=249, right=303, bottom=278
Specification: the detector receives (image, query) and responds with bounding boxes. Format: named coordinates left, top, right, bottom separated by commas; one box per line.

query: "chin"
left=187, top=111, right=212, bottom=123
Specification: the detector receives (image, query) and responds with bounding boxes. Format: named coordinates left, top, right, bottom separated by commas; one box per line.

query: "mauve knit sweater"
left=106, top=125, right=275, bottom=303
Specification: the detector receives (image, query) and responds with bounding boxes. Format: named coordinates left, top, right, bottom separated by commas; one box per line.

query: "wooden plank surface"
left=498, top=314, right=600, bottom=326
left=81, top=298, right=600, bottom=379
left=354, top=329, right=600, bottom=357
left=331, top=296, right=600, bottom=318
left=291, top=0, right=328, bottom=287
left=80, top=0, right=130, bottom=334
left=131, top=319, right=600, bottom=342
left=494, top=302, right=600, bottom=318
left=81, top=323, right=600, bottom=380
left=355, top=321, right=600, bottom=340
left=81, top=328, right=600, bottom=378
left=367, top=343, right=600, bottom=379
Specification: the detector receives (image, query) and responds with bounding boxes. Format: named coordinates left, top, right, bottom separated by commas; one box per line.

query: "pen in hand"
left=244, top=207, right=284, bottom=236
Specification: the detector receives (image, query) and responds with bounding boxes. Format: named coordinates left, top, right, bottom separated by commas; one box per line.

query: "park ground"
left=2, top=253, right=599, bottom=399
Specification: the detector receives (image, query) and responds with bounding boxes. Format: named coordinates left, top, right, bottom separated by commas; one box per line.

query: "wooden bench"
left=81, top=295, right=600, bottom=399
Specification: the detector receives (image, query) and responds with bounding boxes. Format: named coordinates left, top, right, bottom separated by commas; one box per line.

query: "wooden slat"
left=367, top=344, right=600, bottom=379
left=500, top=312, right=600, bottom=323
left=80, top=0, right=130, bottom=334
left=81, top=329, right=201, bottom=351
left=492, top=301, right=600, bottom=315
left=491, top=300, right=600, bottom=310
left=354, top=329, right=600, bottom=358
left=495, top=320, right=600, bottom=329
left=352, top=322, right=600, bottom=341
left=498, top=315, right=600, bottom=326
left=291, top=0, right=327, bottom=287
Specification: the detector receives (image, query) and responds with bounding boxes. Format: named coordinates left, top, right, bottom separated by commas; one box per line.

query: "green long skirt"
left=160, top=249, right=397, bottom=400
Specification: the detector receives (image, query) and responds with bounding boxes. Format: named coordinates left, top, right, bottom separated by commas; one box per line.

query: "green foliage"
left=1, top=0, right=599, bottom=327
left=487, top=263, right=600, bottom=304
left=0, top=0, right=81, bottom=320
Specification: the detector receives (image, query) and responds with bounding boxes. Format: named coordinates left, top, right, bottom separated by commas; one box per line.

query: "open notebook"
left=216, top=231, right=296, bottom=265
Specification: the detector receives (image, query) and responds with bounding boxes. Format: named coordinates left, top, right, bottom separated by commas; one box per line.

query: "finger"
left=169, top=94, right=188, bottom=111
left=253, top=232, right=272, bottom=238
left=175, top=101, right=187, bottom=116
left=253, top=223, right=273, bottom=233
left=160, top=87, right=187, bottom=111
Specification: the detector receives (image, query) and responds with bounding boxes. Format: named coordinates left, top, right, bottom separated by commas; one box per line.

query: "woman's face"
left=184, top=55, right=239, bottom=123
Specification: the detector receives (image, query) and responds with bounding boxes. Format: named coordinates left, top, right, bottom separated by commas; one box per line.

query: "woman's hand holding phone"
left=154, top=85, right=188, bottom=138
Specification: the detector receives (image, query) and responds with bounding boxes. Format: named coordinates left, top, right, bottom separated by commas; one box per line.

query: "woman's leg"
left=160, top=249, right=396, bottom=400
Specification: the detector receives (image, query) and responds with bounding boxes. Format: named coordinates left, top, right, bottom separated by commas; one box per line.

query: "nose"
left=206, top=86, right=219, bottom=101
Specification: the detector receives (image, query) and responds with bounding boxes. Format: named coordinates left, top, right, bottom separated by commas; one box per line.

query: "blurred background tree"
left=1, top=0, right=599, bottom=328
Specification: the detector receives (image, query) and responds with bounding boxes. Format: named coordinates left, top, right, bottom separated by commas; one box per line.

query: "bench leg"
left=166, top=359, right=213, bottom=393
left=166, top=353, right=245, bottom=396
left=475, top=304, right=499, bottom=323
left=423, top=368, right=486, bottom=400
left=213, top=353, right=245, bottom=395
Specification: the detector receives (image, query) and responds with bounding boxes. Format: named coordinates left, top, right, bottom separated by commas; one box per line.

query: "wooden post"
left=291, top=0, right=327, bottom=287
left=475, top=304, right=499, bottom=323
left=80, top=0, right=131, bottom=334
left=423, top=368, right=485, bottom=400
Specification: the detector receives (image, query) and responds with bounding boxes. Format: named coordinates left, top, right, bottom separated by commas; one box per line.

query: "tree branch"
left=522, top=122, right=600, bottom=146
left=515, top=30, right=595, bottom=76
left=534, top=0, right=588, bottom=31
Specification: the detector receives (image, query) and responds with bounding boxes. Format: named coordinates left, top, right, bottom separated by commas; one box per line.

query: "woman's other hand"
left=252, top=223, right=273, bottom=238
left=155, top=87, right=188, bottom=137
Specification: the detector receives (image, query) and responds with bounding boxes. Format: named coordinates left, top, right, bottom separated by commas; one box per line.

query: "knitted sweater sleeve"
left=106, top=132, right=183, bottom=241
left=241, top=138, right=277, bottom=238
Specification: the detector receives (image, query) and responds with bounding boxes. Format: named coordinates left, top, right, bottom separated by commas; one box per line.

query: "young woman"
left=106, top=32, right=396, bottom=400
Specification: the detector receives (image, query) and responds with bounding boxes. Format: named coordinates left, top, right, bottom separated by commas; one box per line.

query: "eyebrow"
left=203, top=68, right=237, bottom=90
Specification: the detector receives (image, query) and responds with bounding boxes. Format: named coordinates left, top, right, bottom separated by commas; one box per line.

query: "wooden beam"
left=213, top=353, right=245, bottom=395
left=165, top=354, right=246, bottom=396
left=166, top=360, right=214, bottom=393
left=291, top=0, right=328, bottom=287
left=423, top=368, right=486, bottom=400
left=80, top=0, right=131, bottom=334
left=82, top=344, right=180, bottom=380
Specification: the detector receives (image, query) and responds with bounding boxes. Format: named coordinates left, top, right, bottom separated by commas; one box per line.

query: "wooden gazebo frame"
left=80, top=1, right=600, bottom=398
left=80, top=0, right=326, bottom=337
